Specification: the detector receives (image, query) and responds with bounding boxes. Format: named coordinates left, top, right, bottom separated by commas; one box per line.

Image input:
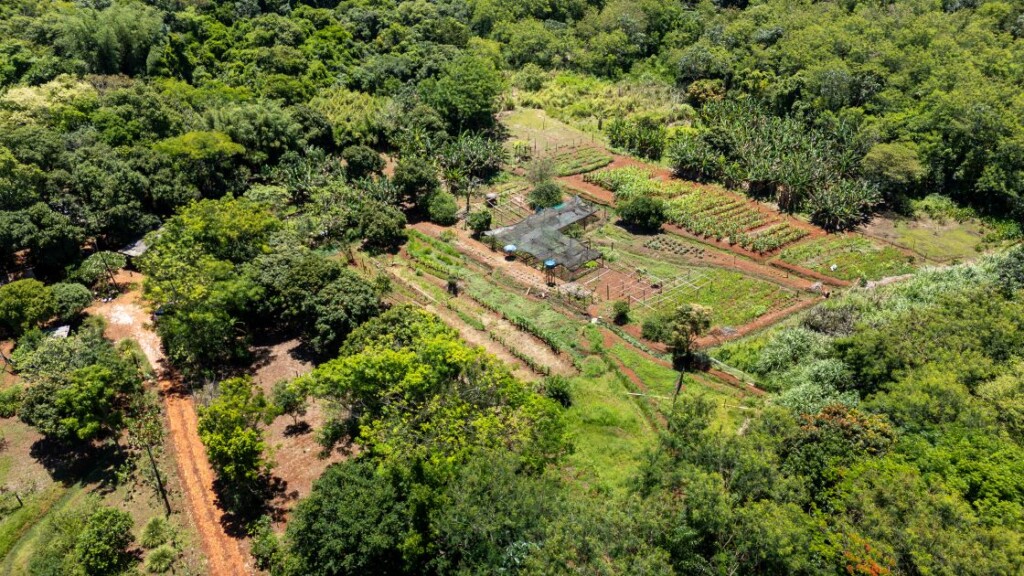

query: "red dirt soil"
left=88, top=271, right=252, bottom=576
left=250, top=339, right=346, bottom=523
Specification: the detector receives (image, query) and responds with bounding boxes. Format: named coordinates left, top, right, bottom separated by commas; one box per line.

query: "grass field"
left=777, top=236, right=917, bottom=281
left=502, top=108, right=603, bottom=154
left=562, top=365, right=655, bottom=492
left=605, top=343, right=750, bottom=433
left=861, top=215, right=988, bottom=261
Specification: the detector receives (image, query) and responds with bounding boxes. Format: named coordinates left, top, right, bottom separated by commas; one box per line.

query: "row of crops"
left=548, top=146, right=614, bottom=176
left=585, top=167, right=809, bottom=253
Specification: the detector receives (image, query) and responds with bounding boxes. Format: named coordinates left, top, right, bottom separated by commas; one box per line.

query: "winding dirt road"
left=88, top=272, right=251, bottom=576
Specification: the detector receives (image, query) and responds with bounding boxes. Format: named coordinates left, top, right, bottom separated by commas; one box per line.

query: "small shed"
left=484, top=196, right=602, bottom=280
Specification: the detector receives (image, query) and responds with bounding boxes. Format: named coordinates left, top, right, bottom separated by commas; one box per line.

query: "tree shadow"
left=215, top=475, right=295, bottom=537
left=283, top=421, right=311, bottom=437
left=29, top=437, right=124, bottom=492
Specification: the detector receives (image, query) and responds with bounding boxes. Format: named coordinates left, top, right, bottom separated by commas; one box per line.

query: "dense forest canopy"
left=2, top=0, right=1024, bottom=278
left=3, top=0, right=1024, bottom=574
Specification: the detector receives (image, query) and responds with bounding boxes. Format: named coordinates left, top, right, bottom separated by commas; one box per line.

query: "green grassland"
left=777, top=236, right=917, bottom=281
left=561, top=365, right=655, bottom=492
left=502, top=107, right=603, bottom=153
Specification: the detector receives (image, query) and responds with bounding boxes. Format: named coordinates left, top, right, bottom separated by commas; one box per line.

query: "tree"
left=341, top=145, right=385, bottom=181
left=997, top=246, right=1024, bottom=296
left=394, top=155, right=440, bottom=207
left=76, top=251, right=126, bottom=292
left=57, top=2, right=165, bottom=75
left=20, top=363, right=140, bottom=443
left=197, top=377, right=273, bottom=512
left=51, top=283, right=93, bottom=322
left=286, top=460, right=408, bottom=576
left=152, top=131, right=246, bottom=198
left=665, top=304, right=711, bottom=370
left=358, top=201, right=407, bottom=253
left=528, top=181, right=564, bottom=209
left=618, top=196, right=667, bottom=232
left=861, top=142, right=926, bottom=199
left=423, top=55, right=504, bottom=131
left=440, top=133, right=507, bottom=212
left=0, top=279, right=55, bottom=337
left=427, top=190, right=459, bottom=225
left=272, top=380, right=308, bottom=427
left=308, top=272, right=382, bottom=355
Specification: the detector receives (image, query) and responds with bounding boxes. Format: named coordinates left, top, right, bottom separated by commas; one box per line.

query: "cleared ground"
left=860, top=213, right=989, bottom=262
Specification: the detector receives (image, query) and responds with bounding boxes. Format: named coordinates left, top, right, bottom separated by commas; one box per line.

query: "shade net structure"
left=485, top=196, right=602, bottom=278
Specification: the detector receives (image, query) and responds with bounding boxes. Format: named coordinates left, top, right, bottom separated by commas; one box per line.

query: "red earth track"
left=88, top=273, right=252, bottom=576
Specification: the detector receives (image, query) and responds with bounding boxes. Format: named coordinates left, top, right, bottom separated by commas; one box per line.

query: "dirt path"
left=88, top=272, right=251, bottom=576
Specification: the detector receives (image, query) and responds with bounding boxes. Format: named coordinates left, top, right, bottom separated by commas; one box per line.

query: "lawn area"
left=777, top=235, right=917, bottom=281
left=562, top=366, right=655, bottom=492
left=501, top=107, right=602, bottom=153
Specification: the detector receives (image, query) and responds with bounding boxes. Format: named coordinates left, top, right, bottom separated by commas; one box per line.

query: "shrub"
left=544, top=375, right=572, bottom=408
left=510, top=140, right=532, bottom=163
left=606, top=115, right=666, bottom=160
left=612, top=300, right=630, bottom=325
left=513, top=63, right=547, bottom=92
left=618, top=196, right=667, bottom=232
left=249, top=515, right=284, bottom=572
left=427, top=190, right=459, bottom=225
left=145, top=545, right=177, bottom=574
left=359, top=202, right=407, bottom=252
left=51, top=282, right=93, bottom=322
left=802, top=304, right=858, bottom=336
left=0, top=386, right=22, bottom=418
left=342, top=145, right=385, bottom=181
left=393, top=155, right=439, bottom=205
left=580, top=356, right=606, bottom=377
left=641, top=314, right=671, bottom=343
left=140, top=516, right=173, bottom=549
left=528, top=181, right=563, bottom=209
left=467, top=209, right=492, bottom=236
left=0, top=279, right=56, bottom=337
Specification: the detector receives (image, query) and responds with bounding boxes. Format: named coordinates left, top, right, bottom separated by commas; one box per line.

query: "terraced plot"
left=777, top=236, right=917, bottom=281
left=585, top=167, right=809, bottom=253
left=548, top=146, right=613, bottom=176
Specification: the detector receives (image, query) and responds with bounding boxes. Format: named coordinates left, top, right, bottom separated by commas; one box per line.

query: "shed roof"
left=485, top=196, right=601, bottom=270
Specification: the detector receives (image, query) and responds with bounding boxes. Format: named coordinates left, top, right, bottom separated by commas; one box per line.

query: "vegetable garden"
left=548, top=146, right=613, bottom=176
left=585, top=167, right=809, bottom=253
